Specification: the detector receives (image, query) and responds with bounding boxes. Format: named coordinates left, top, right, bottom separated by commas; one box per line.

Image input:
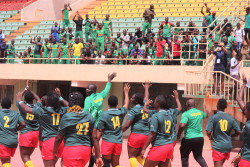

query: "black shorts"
left=244, top=28, right=250, bottom=39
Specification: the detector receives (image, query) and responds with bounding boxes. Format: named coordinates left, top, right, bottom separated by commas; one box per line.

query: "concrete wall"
left=21, top=0, right=94, bottom=21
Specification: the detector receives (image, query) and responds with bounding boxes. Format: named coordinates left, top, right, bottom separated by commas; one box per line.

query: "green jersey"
left=92, top=24, right=97, bottom=34
left=169, top=108, right=180, bottom=141
left=241, top=121, right=250, bottom=161
left=150, top=110, right=173, bottom=147
left=180, top=108, right=207, bottom=139
left=127, top=105, right=156, bottom=135
left=228, top=35, right=236, bottom=43
left=97, top=107, right=127, bottom=144
left=214, top=30, right=222, bottom=42
left=97, top=29, right=105, bottom=41
left=84, top=82, right=111, bottom=126
left=245, top=14, right=250, bottom=29
left=58, top=110, right=95, bottom=147
left=32, top=106, right=67, bottom=142
left=206, top=111, right=240, bottom=153
left=161, top=22, right=175, bottom=38
left=83, top=19, right=91, bottom=31
left=102, top=19, right=112, bottom=30
left=60, top=43, right=71, bottom=58
left=206, top=15, right=216, bottom=27
left=115, top=37, right=121, bottom=48
left=0, top=109, right=24, bottom=148
left=224, top=42, right=233, bottom=59
left=174, top=27, right=185, bottom=35
left=7, top=44, right=15, bottom=55
left=51, top=43, right=59, bottom=57
left=63, top=9, right=69, bottom=20
left=42, top=43, right=51, bottom=57
left=16, top=101, right=42, bottom=134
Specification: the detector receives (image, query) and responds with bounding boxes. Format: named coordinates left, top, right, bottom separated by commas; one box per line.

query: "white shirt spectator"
left=121, top=35, right=130, bottom=49
left=230, top=57, right=240, bottom=76
left=234, top=29, right=245, bottom=43
left=95, top=55, right=105, bottom=65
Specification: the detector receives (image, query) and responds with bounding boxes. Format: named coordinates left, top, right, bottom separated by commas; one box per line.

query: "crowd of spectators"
left=0, top=3, right=249, bottom=67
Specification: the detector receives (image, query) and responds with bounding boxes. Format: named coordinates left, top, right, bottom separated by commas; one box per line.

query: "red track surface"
left=9, top=140, right=239, bottom=167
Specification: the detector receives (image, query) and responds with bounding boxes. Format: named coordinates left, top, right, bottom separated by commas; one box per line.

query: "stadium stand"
left=0, top=0, right=37, bottom=11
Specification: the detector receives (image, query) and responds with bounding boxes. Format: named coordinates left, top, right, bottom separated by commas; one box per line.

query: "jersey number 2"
left=111, top=116, right=120, bottom=129
left=51, top=113, right=60, bottom=126
left=76, top=122, right=89, bottom=135
left=4, top=116, right=10, bottom=128
left=219, top=119, right=228, bottom=131
left=165, top=120, right=171, bottom=134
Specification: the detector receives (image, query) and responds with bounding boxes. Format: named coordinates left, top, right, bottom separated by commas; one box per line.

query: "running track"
left=9, top=140, right=239, bottom=167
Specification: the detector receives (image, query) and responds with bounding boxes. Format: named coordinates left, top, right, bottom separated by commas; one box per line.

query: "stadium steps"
left=4, top=12, right=21, bottom=22
left=5, top=21, right=40, bottom=42
left=70, top=0, right=107, bottom=18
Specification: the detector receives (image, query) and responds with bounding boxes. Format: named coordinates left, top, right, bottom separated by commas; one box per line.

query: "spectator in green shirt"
left=177, top=99, right=209, bottom=167
left=238, top=7, right=250, bottom=48
left=61, top=3, right=72, bottom=29
left=206, top=11, right=217, bottom=31
left=7, top=39, right=16, bottom=64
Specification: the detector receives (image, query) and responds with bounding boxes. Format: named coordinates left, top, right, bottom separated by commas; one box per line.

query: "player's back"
left=150, top=110, right=173, bottom=147
left=98, top=107, right=127, bottom=144
left=32, top=106, right=67, bottom=141
left=0, top=109, right=24, bottom=147
left=207, top=111, right=240, bottom=152
left=59, top=111, right=95, bottom=147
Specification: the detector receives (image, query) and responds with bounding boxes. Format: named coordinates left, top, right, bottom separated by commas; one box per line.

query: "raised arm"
left=55, top=88, right=69, bottom=107
left=172, top=90, right=182, bottom=111
left=16, top=92, right=33, bottom=114
left=100, top=72, right=117, bottom=98
left=236, top=73, right=247, bottom=111
left=142, top=80, right=152, bottom=101
left=68, top=3, right=72, bottom=11
left=123, top=83, right=130, bottom=109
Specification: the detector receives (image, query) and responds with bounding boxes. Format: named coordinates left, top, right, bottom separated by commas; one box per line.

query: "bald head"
left=186, top=99, right=195, bottom=109
left=86, top=84, right=97, bottom=96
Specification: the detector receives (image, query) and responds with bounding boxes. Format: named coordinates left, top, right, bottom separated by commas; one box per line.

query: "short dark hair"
left=1, top=97, right=11, bottom=109
left=68, top=92, right=84, bottom=108
left=217, top=98, right=227, bottom=110
left=156, top=95, right=172, bottom=110
left=108, top=96, right=118, bottom=107
left=47, top=92, right=60, bottom=113
left=24, top=91, right=34, bottom=103
left=134, top=93, right=144, bottom=106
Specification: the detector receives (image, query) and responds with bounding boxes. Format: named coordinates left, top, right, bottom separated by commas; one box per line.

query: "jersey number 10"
left=219, top=119, right=228, bottom=131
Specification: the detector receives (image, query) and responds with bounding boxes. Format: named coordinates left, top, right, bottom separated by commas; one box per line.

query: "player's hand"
left=231, top=154, right=241, bottom=165
left=55, top=88, right=61, bottom=96
left=124, top=83, right=131, bottom=93
left=108, top=72, right=117, bottom=82
left=171, top=90, right=179, bottom=99
left=96, top=157, right=103, bottom=167
left=16, top=92, right=23, bottom=101
left=111, top=32, right=113, bottom=36
left=142, top=80, right=152, bottom=89
left=145, top=99, right=153, bottom=107
left=140, top=149, right=146, bottom=159
left=242, top=73, right=247, bottom=85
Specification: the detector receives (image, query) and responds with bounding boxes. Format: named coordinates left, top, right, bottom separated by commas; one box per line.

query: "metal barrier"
left=184, top=70, right=250, bottom=105
left=0, top=57, right=206, bottom=65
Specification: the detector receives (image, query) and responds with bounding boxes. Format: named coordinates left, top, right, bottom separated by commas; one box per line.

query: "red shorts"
left=239, top=159, right=250, bottom=167
left=212, top=149, right=230, bottom=161
left=19, top=131, right=39, bottom=148
left=101, top=140, right=122, bottom=156
left=173, top=140, right=177, bottom=146
left=147, top=143, right=174, bottom=162
left=39, top=140, right=43, bottom=147
left=128, top=133, right=148, bottom=149
left=41, top=137, right=64, bottom=160
left=0, top=143, right=16, bottom=159
left=63, top=145, right=91, bottom=167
